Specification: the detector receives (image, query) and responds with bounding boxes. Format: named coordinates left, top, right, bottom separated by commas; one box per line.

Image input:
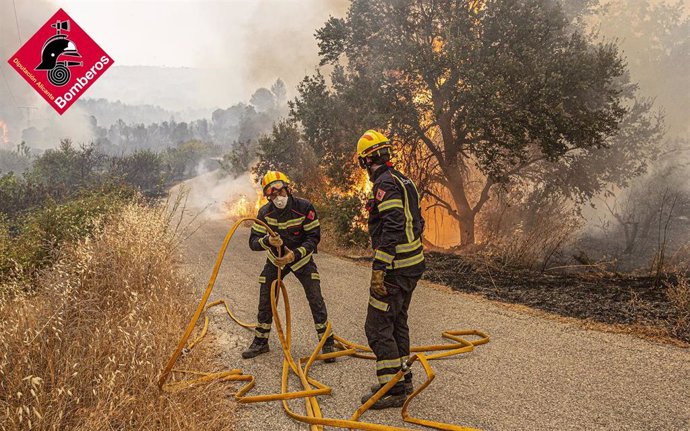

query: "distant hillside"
left=85, top=66, right=242, bottom=115
left=76, top=99, right=178, bottom=128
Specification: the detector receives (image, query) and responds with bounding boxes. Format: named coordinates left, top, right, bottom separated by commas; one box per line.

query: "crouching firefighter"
left=243, top=170, right=336, bottom=362
left=356, top=130, right=426, bottom=409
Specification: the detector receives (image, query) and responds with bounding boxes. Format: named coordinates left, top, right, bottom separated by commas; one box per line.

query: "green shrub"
left=0, top=215, right=14, bottom=280
left=0, top=173, right=54, bottom=219
left=110, top=150, right=166, bottom=195
left=0, top=187, right=134, bottom=286
left=318, top=193, right=369, bottom=248
left=0, top=143, right=32, bottom=175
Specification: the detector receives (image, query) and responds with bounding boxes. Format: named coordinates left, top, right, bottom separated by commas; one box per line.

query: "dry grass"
left=665, top=273, right=690, bottom=341
left=0, top=201, right=233, bottom=430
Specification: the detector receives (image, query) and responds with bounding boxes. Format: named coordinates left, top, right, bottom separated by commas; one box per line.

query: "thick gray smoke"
left=238, top=0, right=349, bottom=96
left=590, top=0, right=690, bottom=137
left=191, top=0, right=349, bottom=105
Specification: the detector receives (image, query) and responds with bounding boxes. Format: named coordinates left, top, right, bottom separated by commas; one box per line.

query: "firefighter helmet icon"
left=35, top=20, right=82, bottom=87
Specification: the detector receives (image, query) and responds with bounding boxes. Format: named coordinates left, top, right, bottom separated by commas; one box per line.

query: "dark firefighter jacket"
left=366, top=164, right=425, bottom=276
left=249, top=195, right=321, bottom=271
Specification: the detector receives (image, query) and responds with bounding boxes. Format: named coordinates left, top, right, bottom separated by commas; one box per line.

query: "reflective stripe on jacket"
left=249, top=195, right=320, bottom=267
left=366, top=165, right=425, bottom=274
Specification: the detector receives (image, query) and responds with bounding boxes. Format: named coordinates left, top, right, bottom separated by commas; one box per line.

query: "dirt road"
left=177, top=215, right=690, bottom=431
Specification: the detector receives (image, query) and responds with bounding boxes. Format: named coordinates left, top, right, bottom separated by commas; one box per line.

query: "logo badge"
left=7, top=9, right=113, bottom=115
left=376, top=189, right=386, bottom=201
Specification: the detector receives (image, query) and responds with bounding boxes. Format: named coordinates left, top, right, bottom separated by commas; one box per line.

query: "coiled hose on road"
left=158, top=217, right=489, bottom=431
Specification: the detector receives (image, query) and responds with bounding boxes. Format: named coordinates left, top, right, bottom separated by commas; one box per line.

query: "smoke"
left=589, top=0, right=690, bottom=137
left=583, top=0, right=690, bottom=225
left=195, top=0, right=349, bottom=102
left=174, top=168, right=259, bottom=221
left=239, top=0, right=349, bottom=95
left=1, top=0, right=95, bottom=149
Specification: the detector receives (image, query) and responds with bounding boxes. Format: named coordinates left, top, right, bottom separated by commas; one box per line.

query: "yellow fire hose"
left=158, top=217, right=489, bottom=431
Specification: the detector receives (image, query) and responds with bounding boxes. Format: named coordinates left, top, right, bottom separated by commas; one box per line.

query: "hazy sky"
left=55, top=0, right=257, bottom=67
left=52, top=0, right=349, bottom=77
left=51, top=0, right=690, bottom=68
left=1, top=0, right=348, bottom=112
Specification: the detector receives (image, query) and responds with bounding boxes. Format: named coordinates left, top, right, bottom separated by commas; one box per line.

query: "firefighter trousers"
left=365, top=272, right=421, bottom=393
left=254, top=258, right=332, bottom=344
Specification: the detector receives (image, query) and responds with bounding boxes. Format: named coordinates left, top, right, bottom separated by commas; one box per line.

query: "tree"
left=252, top=120, right=320, bottom=192
left=220, top=140, right=256, bottom=178
left=271, top=78, right=288, bottom=107
left=250, top=88, right=276, bottom=113
left=110, top=150, right=164, bottom=195
left=31, top=140, right=105, bottom=193
left=597, top=137, right=690, bottom=262
left=0, top=142, right=32, bottom=175
left=300, top=0, right=640, bottom=246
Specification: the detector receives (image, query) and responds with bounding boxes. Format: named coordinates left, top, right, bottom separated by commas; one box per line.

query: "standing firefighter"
left=357, top=130, right=425, bottom=409
left=243, top=171, right=336, bottom=361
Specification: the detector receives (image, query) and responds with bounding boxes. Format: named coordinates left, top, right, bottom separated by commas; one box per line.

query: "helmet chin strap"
left=366, top=163, right=381, bottom=177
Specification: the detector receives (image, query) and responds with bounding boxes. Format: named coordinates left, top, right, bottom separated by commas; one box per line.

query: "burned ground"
left=423, top=252, right=689, bottom=343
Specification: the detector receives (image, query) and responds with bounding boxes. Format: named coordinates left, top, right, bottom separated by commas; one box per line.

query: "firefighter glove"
left=370, top=269, right=387, bottom=297
left=268, top=233, right=283, bottom=248
left=275, top=247, right=295, bottom=267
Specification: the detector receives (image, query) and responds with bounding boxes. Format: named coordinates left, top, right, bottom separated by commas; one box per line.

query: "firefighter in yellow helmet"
left=243, top=170, right=336, bottom=362
left=356, top=130, right=426, bottom=409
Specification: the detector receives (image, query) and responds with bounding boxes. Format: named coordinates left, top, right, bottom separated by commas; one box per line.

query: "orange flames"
left=421, top=195, right=462, bottom=249
left=354, top=171, right=372, bottom=196
left=432, top=36, right=444, bottom=54
left=0, top=120, right=9, bottom=145
left=226, top=190, right=264, bottom=221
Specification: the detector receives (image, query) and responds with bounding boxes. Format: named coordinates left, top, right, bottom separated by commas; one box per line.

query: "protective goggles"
left=358, top=146, right=391, bottom=168
left=264, top=180, right=287, bottom=197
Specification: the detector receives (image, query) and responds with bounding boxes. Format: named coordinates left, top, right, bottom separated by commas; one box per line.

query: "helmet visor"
left=360, top=141, right=391, bottom=158
left=264, top=180, right=286, bottom=197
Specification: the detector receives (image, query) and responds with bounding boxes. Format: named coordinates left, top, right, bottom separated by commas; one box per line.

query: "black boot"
left=241, top=338, right=269, bottom=359
left=361, top=383, right=407, bottom=409
left=322, top=335, right=336, bottom=363
left=370, top=379, right=413, bottom=395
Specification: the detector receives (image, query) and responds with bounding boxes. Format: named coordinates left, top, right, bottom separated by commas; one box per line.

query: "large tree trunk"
left=444, top=165, right=477, bottom=247
left=457, top=209, right=476, bottom=246
left=428, top=111, right=492, bottom=247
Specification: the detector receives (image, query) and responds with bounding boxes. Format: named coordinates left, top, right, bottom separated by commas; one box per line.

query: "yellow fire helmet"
left=356, top=129, right=393, bottom=158
left=260, top=170, right=291, bottom=196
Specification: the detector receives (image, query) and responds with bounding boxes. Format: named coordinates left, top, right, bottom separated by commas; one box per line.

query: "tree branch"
left=410, top=120, right=445, bottom=165
left=425, top=189, right=460, bottom=220
left=472, top=177, right=494, bottom=215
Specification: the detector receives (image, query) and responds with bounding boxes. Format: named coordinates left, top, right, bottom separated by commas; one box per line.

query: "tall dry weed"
left=481, top=200, right=582, bottom=271
left=0, top=202, right=233, bottom=430
left=665, top=273, right=690, bottom=341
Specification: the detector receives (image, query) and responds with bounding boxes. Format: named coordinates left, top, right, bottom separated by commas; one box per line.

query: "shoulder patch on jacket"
left=376, top=189, right=386, bottom=201
left=307, top=210, right=316, bottom=220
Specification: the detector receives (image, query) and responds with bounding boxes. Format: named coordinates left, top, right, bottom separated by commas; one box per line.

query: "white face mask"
left=273, top=195, right=288, bottom=209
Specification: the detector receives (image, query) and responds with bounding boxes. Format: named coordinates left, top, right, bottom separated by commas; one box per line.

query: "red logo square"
left=376, top=189, right=386, bottom=201
left=7, top=9, right=114, bottom=115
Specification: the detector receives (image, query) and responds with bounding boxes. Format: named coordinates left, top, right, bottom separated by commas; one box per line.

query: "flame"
left=432, top=36, right=444, bottom=54
left=0, top=120, right=8, bottom=145
left=354, top=171, right=372, bottom=196
left=421, top=194, right=461, bottom=248
left=469, top=0, right=485, bottom=13
left=226, top=189, right=265, bottom=221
